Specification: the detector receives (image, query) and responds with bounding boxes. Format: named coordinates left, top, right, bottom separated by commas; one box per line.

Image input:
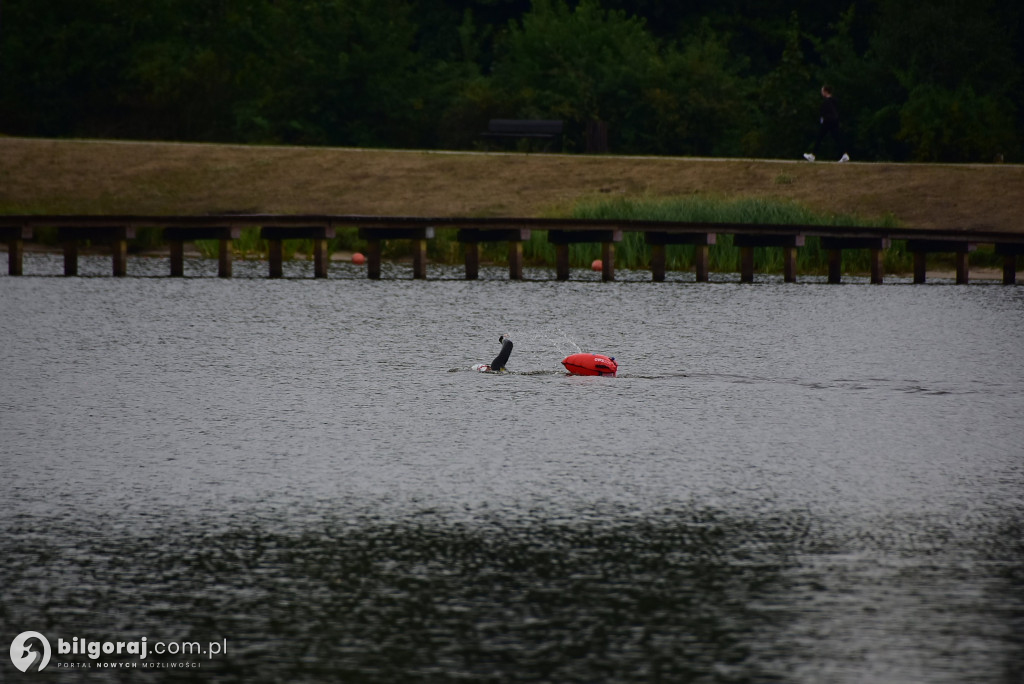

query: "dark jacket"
left=820, top=97, right=839, bottom=125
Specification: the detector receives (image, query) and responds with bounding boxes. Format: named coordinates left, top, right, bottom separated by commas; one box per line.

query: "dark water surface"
left=2, top=255, right=1023, bottom=682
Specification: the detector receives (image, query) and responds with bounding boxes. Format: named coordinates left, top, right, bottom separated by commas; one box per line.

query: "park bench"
left=482, top=119, right=563, bottom=151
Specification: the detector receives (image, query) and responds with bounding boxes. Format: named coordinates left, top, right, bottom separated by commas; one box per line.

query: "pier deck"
left=2, top=214, right=1022, bottom=284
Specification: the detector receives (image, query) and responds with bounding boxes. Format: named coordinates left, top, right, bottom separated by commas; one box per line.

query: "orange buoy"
left=562, top=353, right=618, bottom=377
left=591, top=259, right=603, bottom=271
left=352, top=252, right=366, bottom=265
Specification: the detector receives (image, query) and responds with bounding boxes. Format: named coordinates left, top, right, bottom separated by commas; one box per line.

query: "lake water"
left=2, top=253, right=1023, bottom=683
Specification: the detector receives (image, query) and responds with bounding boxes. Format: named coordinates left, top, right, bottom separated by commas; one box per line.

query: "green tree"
left=642, top=21, right=752, bottom=156
left=490, top=0, right=661, bottom=151
left=865, top=0, right=1021, bottom=161
left=750, top=12, right=815, bottom=158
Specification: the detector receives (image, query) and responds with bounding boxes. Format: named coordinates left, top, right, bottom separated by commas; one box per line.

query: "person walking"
left=803, top=85, right=849, bottom=162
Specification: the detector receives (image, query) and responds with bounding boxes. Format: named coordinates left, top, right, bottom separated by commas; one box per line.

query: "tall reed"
left=559, top=195, right=911, bottom=274
left=194, top=197, right=1005, bottom=273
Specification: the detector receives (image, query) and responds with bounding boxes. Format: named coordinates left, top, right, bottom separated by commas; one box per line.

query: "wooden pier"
left=2, top=214, right=1022, bottom=284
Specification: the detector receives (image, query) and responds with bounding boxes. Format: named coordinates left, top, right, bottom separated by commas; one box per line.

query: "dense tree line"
left=1, top=0, right=1021, bottom=161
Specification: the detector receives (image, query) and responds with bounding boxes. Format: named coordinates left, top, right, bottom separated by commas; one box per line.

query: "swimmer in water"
left=489, top=334, right=513, bottom=371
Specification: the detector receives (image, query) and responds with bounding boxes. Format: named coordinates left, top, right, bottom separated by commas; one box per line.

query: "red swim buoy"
left=351, top=252, right=366, bottom=265
left=591, top=259, right=603, bottom=271
left=562, top=353, right=618, bottom=376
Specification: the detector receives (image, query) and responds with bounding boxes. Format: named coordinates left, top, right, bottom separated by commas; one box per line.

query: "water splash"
left=504, top=328, right=584, bottom=358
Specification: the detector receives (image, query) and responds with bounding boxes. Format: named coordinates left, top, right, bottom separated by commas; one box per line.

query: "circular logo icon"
left=10, top=632, right=51, bottom=672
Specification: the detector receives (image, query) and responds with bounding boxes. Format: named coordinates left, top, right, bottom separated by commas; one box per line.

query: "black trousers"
left=813, top=120, right=843, bottom=155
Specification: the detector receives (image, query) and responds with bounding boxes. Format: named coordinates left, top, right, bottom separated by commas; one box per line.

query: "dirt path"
left=2, top=137, right=1022, bottom=233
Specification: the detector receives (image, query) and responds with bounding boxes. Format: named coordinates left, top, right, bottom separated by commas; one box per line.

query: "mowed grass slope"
left=2, top=137, right=1023, bottom=234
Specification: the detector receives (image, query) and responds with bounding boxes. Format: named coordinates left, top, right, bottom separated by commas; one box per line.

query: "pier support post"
left=412, top=239, right=427, bottom=279
left=169, top=241, right=184, bottom=277
left=820, top=237, right=890, bottom=284
left=112, top=238, right=127, bottom=276
left=268, top=239, right=283, bottom=278
left=164, top=226, right=240, bottom=278
left=601, top=242, right=615, bottom=281
left=739, top=247, right=754, bottom=283
left=548, top=229, right=622, bottom=282
left=63, top=240, right=79, bottom=276
left=650, top=244, right=666, bottom=282
left=218, top=239, right=233, bottom=278
left=556, top=244, right=570, bottom=280
left=8, top=238, right=23, bottom=276
left=56, top=226, right=136, bottom=277
left=261, top=225, right=335, bottom=279
left=995, top=244, right=1024, bottom=285
left=366, top=240, right=382, bottom=279
left=783, top=246, right=797, bottom=283
left=734, top=234, right=804, bottom=284
left=695, top=244, right=710, bottom=282
left=955, top=251, right=969, bottom=285
left=313, top=238, right=329, bottom=278
left=508, top=242, right=523, bottom=280
left=871, top=249, right=884, bottom=284
left=1, top=226, right=30, bottom=276
left=644, top=232, right=715, bottom=283
left=357, top=227, right=433, bottom=279
left=464, top=241, right=480, bottom=280
left=828, top=249, right=842, bottom=284
left=908, top=240, right=976, bottom=285
left=913, top=252, right=927, bottom=284
left=455, top=228, right=530, bottom=280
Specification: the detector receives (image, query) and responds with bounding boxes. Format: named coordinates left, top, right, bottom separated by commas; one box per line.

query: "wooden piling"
left=313, top=238, right=329, bottom=278
left=63, top=241, right=78, bottom=276
left=820, top=237, right=890, bottom=284
left=734, top=234, right=804, bottom=284
left=509, top=242, right=524, bottom=280
left=913, top=252, right=927, bottom=284
left=695, top=244, right=710, bottom=282
left=955, top=251, right=969, bottom=285
left=164, top=226, right=240, bottom=278
left=8, top=238, right=24, bottom=276
left=870, top=249, right=884, bottom=284
left=464, top=241, right=480, bottom=280
left=828, top=249, right=842, bottom=284
left=599, top=242, right=613, bottom=281
left=56, top=226, right=135, bottom=277
left=357, top=227, right=434, bottom=279
left=261, top=225, right=336, bottom=279
left=1, top=226, right=30, bottom=276
left=548, top=228, right=622, bottom=281
left=650, top=244, right=666, bottom=282
left=739, top=247, right=754, bottom=283
left=456, top=228, right=530, bottom=280
left=907, top=239, right=976, bottom=285
left=995, top=244, right=1024, bottom=285
left=268, top=239, right=284, bottom=278
left=112, top=238, right=127, bottom=277
left=218, top=239, right=232, bottom=278
left=782, top=246, right=797, bottom=283
left=169, top=241, right=185, bottom=277
left=366, top=240, right=382, bottom=279
left=644, top=232, right=715, bottom=282
left=555, top=244, right=570, bottom=280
